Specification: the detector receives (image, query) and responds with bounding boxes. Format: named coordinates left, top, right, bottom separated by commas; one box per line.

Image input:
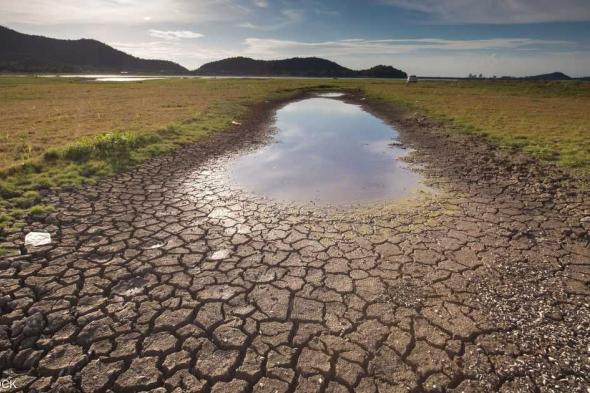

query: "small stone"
left=141, top=239, right=165, bottom=249
left=210, top=249, right=231, bottom=260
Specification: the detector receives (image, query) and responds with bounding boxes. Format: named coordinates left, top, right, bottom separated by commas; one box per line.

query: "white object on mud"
left=210, top=249, right=231, bottom=260
left=24, top=232, right=52, bottom=247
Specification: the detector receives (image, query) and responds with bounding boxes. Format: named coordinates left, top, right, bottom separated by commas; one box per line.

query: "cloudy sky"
left=1, top=0, right=589, bottom=76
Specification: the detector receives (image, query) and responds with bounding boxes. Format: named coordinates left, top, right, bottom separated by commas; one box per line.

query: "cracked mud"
left=1, top=93, right=589, bottom=392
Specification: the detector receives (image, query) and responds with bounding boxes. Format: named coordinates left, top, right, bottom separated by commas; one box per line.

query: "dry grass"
left=0, top=76, right=322, bottom=170
left=3, top=77, right=588, bottom=171
left=360, top=79, right=590, bottom=169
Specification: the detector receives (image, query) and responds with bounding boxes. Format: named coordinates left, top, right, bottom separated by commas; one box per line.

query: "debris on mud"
left=24, top=231, right=51, bottom=247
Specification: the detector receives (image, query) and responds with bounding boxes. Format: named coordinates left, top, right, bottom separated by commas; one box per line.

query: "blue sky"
left=1, top=0, right=589, bottom=76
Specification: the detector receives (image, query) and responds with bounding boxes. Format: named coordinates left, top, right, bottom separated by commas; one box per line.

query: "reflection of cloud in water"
left=281, top=98, right=360, bottom=116
left=316, top=92, right=346, bottom=98
left=226, top=96, right=424, bottom=204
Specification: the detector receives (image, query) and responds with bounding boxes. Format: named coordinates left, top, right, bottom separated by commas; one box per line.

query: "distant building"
left=406, top=75, right=418, bottom=83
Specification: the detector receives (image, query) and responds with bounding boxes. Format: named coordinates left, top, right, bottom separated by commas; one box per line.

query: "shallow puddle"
left=93, top=77, right=166, bottom=82
left=39, top=74, right=167, bottom=82
left=226, top=95, right=424, bottom=205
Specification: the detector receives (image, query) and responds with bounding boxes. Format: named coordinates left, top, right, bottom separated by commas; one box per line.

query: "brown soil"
left=1, top=90, right=588, bottom=392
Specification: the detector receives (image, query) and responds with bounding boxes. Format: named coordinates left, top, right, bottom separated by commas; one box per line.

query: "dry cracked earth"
left=1, top=93, right=589, bottom=393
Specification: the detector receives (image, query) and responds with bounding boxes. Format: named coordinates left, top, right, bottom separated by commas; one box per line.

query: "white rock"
left=210, top=249, right=231, bottom=260
left=24, top=232, right=51, bottom=247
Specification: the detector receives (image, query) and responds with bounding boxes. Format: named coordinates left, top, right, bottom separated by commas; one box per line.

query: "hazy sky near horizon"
left=1, top=0, right=589, bottom=76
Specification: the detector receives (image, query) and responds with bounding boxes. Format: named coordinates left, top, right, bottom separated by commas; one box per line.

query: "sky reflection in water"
left=227, top=96, right=423, bottom=204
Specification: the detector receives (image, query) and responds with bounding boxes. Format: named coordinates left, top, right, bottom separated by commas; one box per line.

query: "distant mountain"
left=523, top=72, right=571, bottom=81
left=193, top=57, right=407, bottom=78
left=0, top=25, right=187, bottom=74
left=499, top=72, right=573, bottom=81
left=357, top=65, right=408, bottom=78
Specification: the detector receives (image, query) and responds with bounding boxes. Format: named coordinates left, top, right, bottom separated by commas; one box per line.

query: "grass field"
left=361, top=79, right=590, bottom=169
left=0, top=77, right=326, bottom=169
left=1, top=76, right=589, bottom=243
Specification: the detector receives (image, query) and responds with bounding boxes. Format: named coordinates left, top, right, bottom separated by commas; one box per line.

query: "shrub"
left=28, top=204, right=53, bottom=215
left=63, top=142, right=93, bottom=162
left=60, top=131, right=161, bottom=164
left=43, top=148, right=60, bottom=161
left=0, top=181, right=20, bottom=199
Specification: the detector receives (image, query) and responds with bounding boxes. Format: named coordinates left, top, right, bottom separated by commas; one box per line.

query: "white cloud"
left=241, top=37, right=571, bottom=57
left=381, top=0, right=590, bottom=24
left=112, top=40, right=234, bottom=65
left=2, top=0, right=587, bottom=76
left=149, top=29, right=203, bottom=40
left=0, top=0, right=249, bottom=25
left=109, top=34, right=590, bottom=77
left=236, top=36, right=587, bottom=77
left=111, top=35, right=588, bottom=77
left=239, top=8, right=304, bottom=30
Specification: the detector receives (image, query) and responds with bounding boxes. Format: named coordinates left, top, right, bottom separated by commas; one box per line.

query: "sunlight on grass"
left=360, top=80, right=590, bottom=170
